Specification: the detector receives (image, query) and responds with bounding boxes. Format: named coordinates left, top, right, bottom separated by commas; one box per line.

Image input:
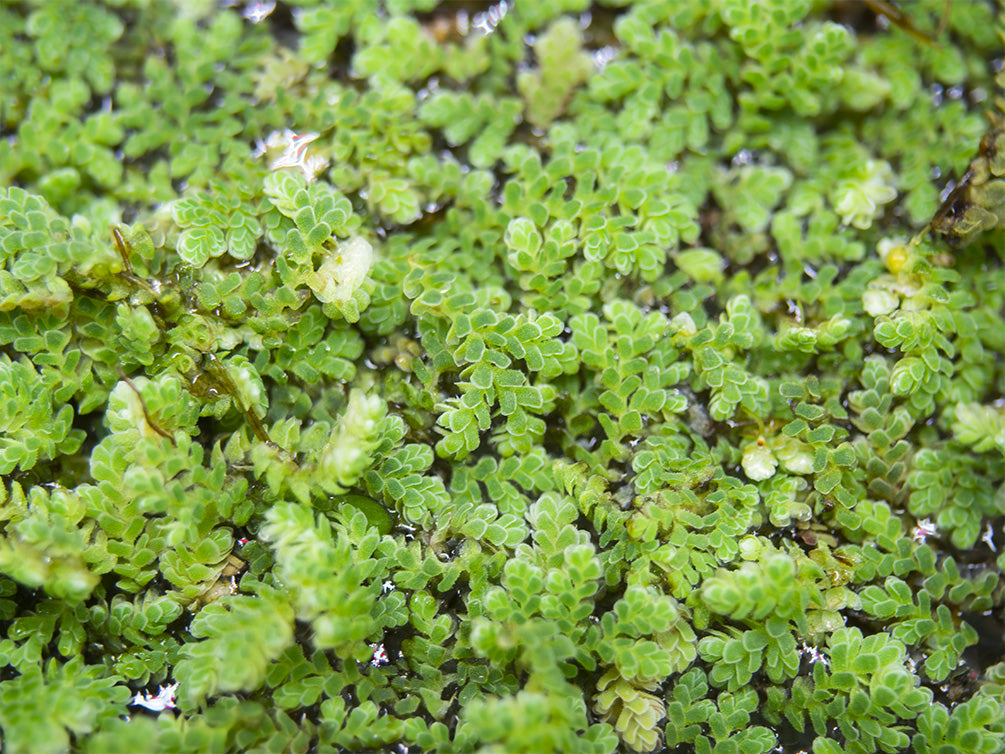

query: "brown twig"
left=117, top=366, right=176, bottom=445
left=863, top=0, right=942, bottom=49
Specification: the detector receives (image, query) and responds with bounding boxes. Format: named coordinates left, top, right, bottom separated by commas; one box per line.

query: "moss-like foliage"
left=1, top=0, right=1003, bottom=752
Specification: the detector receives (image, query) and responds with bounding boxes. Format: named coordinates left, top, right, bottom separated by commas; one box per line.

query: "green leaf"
left=175, top=590, right=295, bottom=705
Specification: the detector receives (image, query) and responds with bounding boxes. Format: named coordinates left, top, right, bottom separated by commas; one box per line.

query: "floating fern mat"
left=0, top=0, right=1003, bottom=752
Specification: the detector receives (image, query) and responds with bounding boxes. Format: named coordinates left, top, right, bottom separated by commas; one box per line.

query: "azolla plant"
left=0, top=0, right=1003, bottom=752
